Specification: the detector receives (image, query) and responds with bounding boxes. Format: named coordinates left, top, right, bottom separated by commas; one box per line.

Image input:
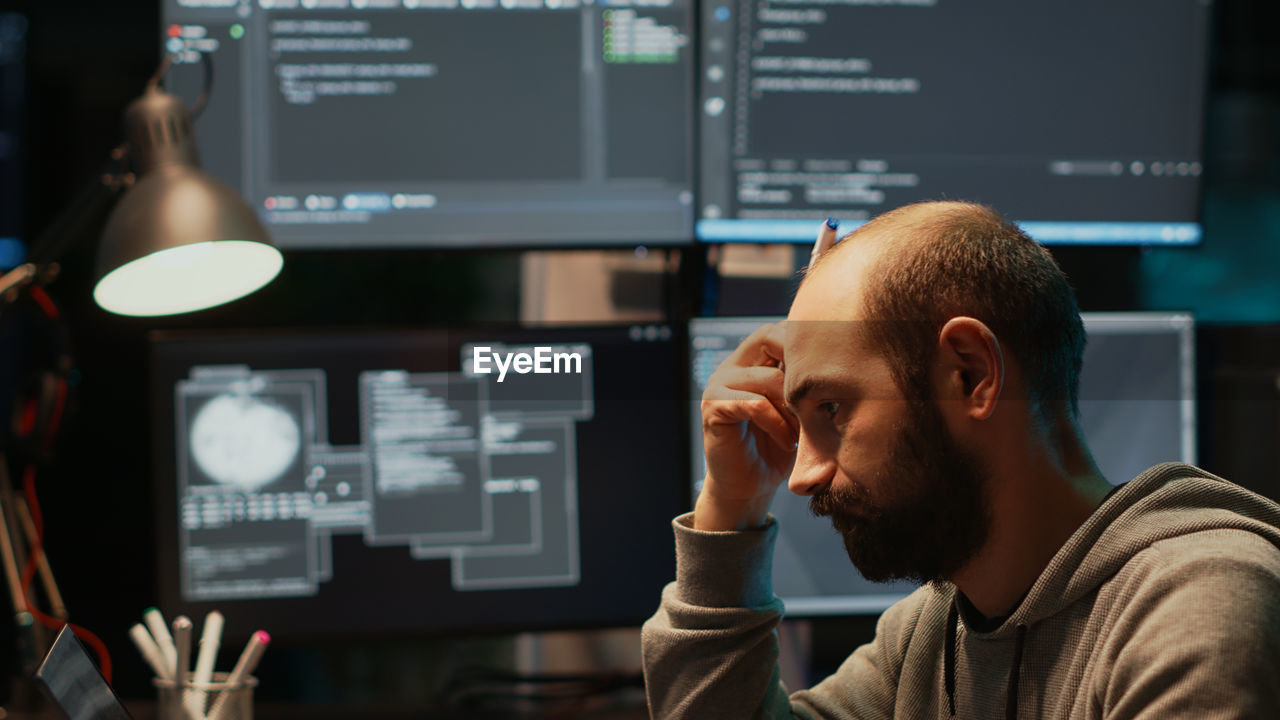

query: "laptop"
left=34, top=625, right=134, bottom=720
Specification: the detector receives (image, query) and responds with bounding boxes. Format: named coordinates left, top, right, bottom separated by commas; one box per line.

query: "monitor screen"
left=151, top=324, right=685, bottom=637
left=159, top=0, right=695, bottom=249
left=689, top=312, right=1196, bottom=615
left=696, top=0, right=1210, bottom=246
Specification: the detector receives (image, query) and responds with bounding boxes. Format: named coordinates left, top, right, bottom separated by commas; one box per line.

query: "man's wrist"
left=693, top=491, right=773, bottom=531
left=672, top=511, right=780, bottom=608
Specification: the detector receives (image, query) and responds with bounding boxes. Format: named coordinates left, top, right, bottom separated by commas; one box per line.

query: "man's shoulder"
left=1099, top=466, right=1280, bottom=595
left=1088, top=531, right=1280, bottom=717
left=1145, top=526, right=1280, bottom=570
left=1108, top=527, right=1280, bottom=612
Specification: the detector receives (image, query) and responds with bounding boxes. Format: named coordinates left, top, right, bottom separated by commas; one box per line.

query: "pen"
left=144, top=607, right=178, bottom=671
left=227, top=631, right=269, bottom=684
left=193, top=610, right=224, bottom=688
left=206, top=631, right=270, bottom=720
left=128, top=623, right=172, bottom=681
left=810, top=217, right=839, bottom=266
left=172, top=615, right=193, bottom=684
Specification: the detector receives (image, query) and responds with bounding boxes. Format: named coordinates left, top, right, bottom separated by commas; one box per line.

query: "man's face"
left=784, top=253, right=992, bottom=584
left=806, top=377, right=991, bottom=584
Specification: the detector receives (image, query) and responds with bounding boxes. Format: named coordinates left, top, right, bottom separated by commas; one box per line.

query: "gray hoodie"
left=642, top=463, right=1280, bottom=719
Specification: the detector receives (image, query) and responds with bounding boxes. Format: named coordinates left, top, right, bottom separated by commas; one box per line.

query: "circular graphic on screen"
left=190, top=394, right=302, bottom=490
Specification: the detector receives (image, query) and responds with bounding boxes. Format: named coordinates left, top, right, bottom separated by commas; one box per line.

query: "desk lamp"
left=0, top=52, right=282, bottom=316
left=0, top=52, right=282, bottom=704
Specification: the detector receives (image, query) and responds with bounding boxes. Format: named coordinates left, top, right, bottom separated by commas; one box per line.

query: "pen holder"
left=155, top=672, right=257, bottom=720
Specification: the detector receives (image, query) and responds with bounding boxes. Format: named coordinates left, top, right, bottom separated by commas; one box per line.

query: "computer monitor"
left=689, top=312, right=1196, bottom=615
left=159, top=0, right=694, bottom=249
left=696, top=0, right=1210, bottom=245
left=151, top=324, right=685, bottom=637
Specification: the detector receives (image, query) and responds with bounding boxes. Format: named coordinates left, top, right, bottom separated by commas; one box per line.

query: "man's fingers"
left=721, top=322, right=787, bottom=370
left=707, top=364, right=784, bottom=397
left=702, top=388, right=798, bottom=455
left=707, top=363, right=797, bottom=425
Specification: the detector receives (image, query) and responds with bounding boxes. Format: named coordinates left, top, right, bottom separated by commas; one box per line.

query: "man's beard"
left=808, top=397, right=992, bottom=584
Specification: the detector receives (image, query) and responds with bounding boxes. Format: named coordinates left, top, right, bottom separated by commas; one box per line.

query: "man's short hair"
left=818, top=201, right=1086, bottom=419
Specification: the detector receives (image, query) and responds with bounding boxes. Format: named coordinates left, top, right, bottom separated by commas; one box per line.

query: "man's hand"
left=696, top=323, right=799, bottom=531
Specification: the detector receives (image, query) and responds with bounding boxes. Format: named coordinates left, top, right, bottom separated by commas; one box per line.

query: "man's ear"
left=935, top=317, right=1003, bottom=420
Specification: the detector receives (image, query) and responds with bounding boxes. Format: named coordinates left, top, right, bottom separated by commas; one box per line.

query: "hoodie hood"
left=942, top=462, right=1280, bottom=719
left=987, top=462, right=1280, bottom=636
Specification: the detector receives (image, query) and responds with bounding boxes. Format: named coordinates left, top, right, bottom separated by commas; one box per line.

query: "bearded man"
left=642, top=201, right=1280, bottom=719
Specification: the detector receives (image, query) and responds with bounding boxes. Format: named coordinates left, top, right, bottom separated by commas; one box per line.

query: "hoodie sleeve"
left=641, top=513, right=915, bottom=720
left=1099, top=529, right=1280, bottom=719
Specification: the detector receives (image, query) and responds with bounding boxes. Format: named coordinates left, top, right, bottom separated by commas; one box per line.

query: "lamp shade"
left=94, top=165, right=282, bottom=316
left=91, top=80, right=282, bottom=317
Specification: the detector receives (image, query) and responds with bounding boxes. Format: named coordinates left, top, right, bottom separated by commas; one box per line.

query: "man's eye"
left=818, top=401, right=841, bottom=420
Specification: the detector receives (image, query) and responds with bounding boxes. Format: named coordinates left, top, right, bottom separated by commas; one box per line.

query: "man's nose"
left=788, top=432, right=835, bottom=496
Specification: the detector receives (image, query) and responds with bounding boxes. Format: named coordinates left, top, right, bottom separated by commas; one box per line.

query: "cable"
left=7, top=283, right=113, bottom=681
left=12, top=284, right=72, bottom=462
left=19, top=548, right=112, bottom=683
left=18, top=464, right=113, bottom=683
left=27, top=286, right=59, bottom=322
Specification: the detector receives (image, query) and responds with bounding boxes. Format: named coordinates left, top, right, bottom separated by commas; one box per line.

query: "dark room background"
left=0, top=0, right=1278, bottom=713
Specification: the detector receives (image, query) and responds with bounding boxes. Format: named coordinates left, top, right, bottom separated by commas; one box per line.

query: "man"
left=642, top=201, right=1280, bottom=718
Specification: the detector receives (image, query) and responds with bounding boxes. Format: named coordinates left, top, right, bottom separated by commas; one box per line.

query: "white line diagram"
left=172, top=344, right=593, bottom=601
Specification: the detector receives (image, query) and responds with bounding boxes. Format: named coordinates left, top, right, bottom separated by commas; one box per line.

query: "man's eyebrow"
left=786, top=375, right=860, bottom=414
left=785, top=377, right=831, bottom=413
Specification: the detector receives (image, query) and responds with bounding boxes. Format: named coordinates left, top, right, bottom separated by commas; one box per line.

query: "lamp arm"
left=0, top=265, right=37, bottom=300
left=26, top=149, right=128, bottom=270
left=0, top=148, right=129, bottom=310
